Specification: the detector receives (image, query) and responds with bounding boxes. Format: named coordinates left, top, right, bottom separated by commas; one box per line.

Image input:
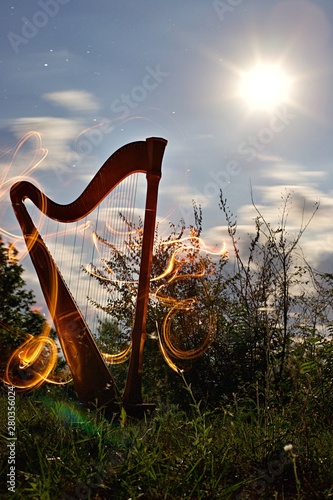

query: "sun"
left=239, top=64, right=292, bottom=111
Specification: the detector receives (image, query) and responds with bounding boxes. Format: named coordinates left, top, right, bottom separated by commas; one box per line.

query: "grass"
left=1, top=381, right=333, bottom=499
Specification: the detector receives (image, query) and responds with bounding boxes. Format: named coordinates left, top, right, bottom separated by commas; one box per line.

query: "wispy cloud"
left=8, top=115, right=80, bottom=140
left=5, top=116, right=83, bottom=177
left=43, top=90, right=101, bottom=113
left=258, top=161, right=327, bottom=183
left=236, top=183, right=333, bottom=270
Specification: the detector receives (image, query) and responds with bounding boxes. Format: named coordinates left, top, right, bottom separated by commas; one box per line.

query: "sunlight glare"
left=239, top=64, right=291, bottom=111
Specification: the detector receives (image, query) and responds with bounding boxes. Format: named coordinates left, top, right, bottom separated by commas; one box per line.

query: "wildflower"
left=284, top=444, right=293, bottom=452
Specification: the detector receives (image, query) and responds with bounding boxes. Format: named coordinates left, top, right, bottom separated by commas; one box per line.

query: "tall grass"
left=1, top=381, right=333, bottom=499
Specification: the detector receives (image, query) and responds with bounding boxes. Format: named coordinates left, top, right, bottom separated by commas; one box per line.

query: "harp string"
left=68, top=220, right=78, bottom=291
left=84, top=204, right=100, bottom=321
left=88, top=173, right=140, bottom=355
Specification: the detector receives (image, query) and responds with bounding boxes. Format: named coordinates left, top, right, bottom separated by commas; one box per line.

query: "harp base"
left=123, top=403, right=156, bottom=420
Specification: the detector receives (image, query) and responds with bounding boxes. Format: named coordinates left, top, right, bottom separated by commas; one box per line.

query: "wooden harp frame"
left=10, top=137, right=167, bottom=417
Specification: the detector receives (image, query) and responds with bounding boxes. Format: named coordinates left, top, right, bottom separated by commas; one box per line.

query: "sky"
left=1, top=0, right=333, bottom=310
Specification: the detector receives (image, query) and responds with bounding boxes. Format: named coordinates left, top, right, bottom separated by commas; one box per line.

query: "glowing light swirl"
left=152, top=235, right=225, bottom=373
left=101, top=344, right=132, bottom=365
left=4, top=334, right=71, bottom=390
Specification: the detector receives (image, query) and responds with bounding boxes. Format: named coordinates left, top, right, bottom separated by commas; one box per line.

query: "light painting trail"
left=0, top=131, right=48, bottom=247
left=1, top=130, right=67, bottom=391
left=6, top=138, right=168, bottom=417
left=3, top=229, right=226, bottom=393
left=4, top=334, right=71, bottom=390
left=151, top=234, right=226, bottom=373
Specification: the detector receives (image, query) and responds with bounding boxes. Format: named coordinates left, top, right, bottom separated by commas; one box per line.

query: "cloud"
left=259, top=161, right=327, bottom=184
left=3, top=116, right=83, bottom=176
left=236, top=183, right=333, bottom=270
left=256, top=153, right=286, bottom=163
left=8, top=115, right=80, bottom=141
left=43, top=90, right=101, bottom=113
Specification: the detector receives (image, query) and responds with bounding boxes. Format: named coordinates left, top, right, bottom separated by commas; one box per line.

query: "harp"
left=10, top=137, right=167, bottom=418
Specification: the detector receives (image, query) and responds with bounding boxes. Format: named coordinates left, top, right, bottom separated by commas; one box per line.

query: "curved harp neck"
left=11, top=138, right=167, bottom=222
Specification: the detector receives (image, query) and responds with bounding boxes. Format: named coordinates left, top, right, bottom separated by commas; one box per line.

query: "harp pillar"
left=123, top=137, right=167, bottom=417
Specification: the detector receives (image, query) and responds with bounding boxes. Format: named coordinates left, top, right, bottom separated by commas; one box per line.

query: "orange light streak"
left=105, top=221, right=143, bottom=238
left=3, top=334, right=71, bottom=390
left=101, top=343, right=132, bottom=365
left=152, top=235, right=226, bottom=282
left=1, top=132, right=72, bottom=390
left=85, top=231, right=226, bottom=373
left=0, top=131, right=49, bottom=257
left=83, top=263, right=138, bottom=285
left=151, top=234, right=225, bottom=373
left=7, top=243, right=18, bottom=264
left=156, top=322, right=184, bottom=375
left=0, top=131, right=47, bottom=189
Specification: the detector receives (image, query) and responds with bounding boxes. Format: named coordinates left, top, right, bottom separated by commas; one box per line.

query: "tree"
left=85, top=205, right=226, bottom=405
left=213, top=191, right=333, bottom=402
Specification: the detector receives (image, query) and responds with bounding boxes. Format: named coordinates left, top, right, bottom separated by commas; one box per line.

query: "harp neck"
left=11, top=138, right=167, bottom=222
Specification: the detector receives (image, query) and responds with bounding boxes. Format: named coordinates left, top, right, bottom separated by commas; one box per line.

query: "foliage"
left=94, top=319, right=129, bottom=391
left=192, top=191, right=331, bottom=406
